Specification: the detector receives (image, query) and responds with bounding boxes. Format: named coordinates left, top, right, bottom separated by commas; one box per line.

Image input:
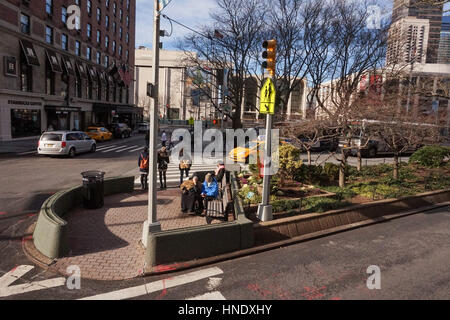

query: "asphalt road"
left=0, top=205, right=448, bottom=300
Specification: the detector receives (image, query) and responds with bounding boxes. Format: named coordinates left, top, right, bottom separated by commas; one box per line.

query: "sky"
left=135, top=0, right=217, bottom=50
left=135, top=0, right=450, bottom=50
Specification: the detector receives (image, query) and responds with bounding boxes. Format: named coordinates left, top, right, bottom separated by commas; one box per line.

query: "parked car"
left=339, top=136, right=418, bottom=158
left=138, top=122, right=150, bottom=133
left=37, top=131, right=96, bottom=157
left=109, top=123, right=132, bottom=138
left=85, top=126, right=113, bottom=142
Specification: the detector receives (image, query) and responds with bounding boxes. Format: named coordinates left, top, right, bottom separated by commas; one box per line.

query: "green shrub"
left=409, top=146, right=450, bottom=168
left=323, top=163, right=340, bottom=181
left=279, top=144, right=303, bottom=180
left=293, top=164, right=326, bottom=184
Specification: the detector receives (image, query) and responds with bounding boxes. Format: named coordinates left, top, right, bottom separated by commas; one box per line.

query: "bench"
left=204, top=172, right=234, bottom=224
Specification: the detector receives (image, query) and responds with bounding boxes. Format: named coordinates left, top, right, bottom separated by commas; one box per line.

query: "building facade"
left=392, top=0, right=443, bottom=63
left=0, top=0, right=138, bottom=141
left=437, top=15, right=450, bottom=64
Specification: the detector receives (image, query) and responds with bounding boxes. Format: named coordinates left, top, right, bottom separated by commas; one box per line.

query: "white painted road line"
left=79, top=266, right=224, bottom=300
left=187, top=291, right=226, bottom=300
left=101, top=145, right=128, bottom=153
left=129, top=146, right=145, bottom=152
left=115, top=145, right=138, bottom=152
left=0, top=265, right=66, bottom=298
left=96, top=144, right=118, bottom=150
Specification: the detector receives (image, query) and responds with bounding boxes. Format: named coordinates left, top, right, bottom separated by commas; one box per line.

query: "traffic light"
left=262, top=39, right=277, bottom=77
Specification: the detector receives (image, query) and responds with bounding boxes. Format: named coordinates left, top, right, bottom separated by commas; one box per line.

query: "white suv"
left=38, top=131, right=96, bottom=157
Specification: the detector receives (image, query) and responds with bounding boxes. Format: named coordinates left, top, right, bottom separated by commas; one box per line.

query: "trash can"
left=81, top=171, right=105, bottom=209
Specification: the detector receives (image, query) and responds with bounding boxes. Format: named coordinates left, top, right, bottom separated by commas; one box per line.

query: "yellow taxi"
left=85, top=127, right=113, bottom=142
left=228, top=137, right=292, bottom=163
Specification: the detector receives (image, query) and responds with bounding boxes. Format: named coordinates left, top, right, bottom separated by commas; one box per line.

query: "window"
left=126, top=16, right=129, bottom=27
left=126, top=32, right=129, bottom=43
left=87, top=23, right=92, bottom=38
left=106, top=0, right=110, bottom=8
left=113, top=2, right=117, bottom=15
left=104, top=55, right=109, bottom=67
left=105, top=15, right=109, bottom=29
left=97, top=7, right=101, bottom=23
left=112, top=40, right=116, bottom=53
left=119, top=27, right=122, bottom=39
left=127, top=0, right=130, bottom=10
left=45, top=60, right=55, bottom=95
left=20, top=53, right=32, bottom=92
left=126, top=50, right=129, bottom=62
left=96, top=51, right=101, bottom=64
left=61, top=34, right=68, bottom=50
left=46, top=0, right=53, bottom=15
left=120, top=9, right=123, bottom=21
left=75, top=40, right=81, bottom=56
left=113, top=22, right=116, bottom=34
left=87, top=0, right=92, bottom=15
left=11, top=109, right=41, bottom=138
left=62, top=6, right=67, bottom=24
left=105, top=35, right=109, bottom=48
left=20, top=13, right=30, bottom=34
left=75, top=71, right=82, bottom=98
left=118, top=45, right=122, bottom=57
left=45, top=26, right=53, bottom=44
left=86, top=46, right=92, bottom=60
left=97, top=30, right=101, bottom=43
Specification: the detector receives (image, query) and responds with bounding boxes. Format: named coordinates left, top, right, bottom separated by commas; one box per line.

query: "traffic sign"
left=259, top=78, right=276, bottom=114
left=158, top=0, right=172, bottom=11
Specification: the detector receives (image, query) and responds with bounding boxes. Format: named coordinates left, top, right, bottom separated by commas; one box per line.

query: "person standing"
left=138, top=147, right=149, bottom=190
left=161, top=130, right=167, bottom=147
left=157, top=146, right=169, bottom=189
left=178, top=148, right=192, bottom=186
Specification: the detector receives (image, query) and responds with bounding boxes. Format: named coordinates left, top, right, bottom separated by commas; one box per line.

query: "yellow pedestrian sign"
left=260, top=78, right=276, bottom=114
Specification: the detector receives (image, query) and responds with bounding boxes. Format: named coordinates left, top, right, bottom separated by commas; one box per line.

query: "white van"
left=37, top=131, right=96, bottom=157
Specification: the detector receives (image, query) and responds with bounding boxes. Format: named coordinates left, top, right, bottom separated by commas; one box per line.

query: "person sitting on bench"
left=180, top=175, right=203, bottom=214
left=201, top=173, right=219, bottom=214
left=214, top=161, right=226, bottom=187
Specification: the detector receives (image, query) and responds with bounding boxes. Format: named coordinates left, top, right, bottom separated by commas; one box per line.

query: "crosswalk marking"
left=79, top=266, right=224, bottom=300
left=134, top=162, right=219, bottom=187
left=0, top=265, right=66, bottom=298
left=115, top=145, right=138, bottom=152
left=96, top=144, right=118, bottom=151
left=129, top=146, right=145, bottom=152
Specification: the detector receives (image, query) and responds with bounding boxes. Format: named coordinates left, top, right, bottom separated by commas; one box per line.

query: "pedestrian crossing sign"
left=260, top=78, right=276, bottom=114
left=158, top=0, right=172, bottom=11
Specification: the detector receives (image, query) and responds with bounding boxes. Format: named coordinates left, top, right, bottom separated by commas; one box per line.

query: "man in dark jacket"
left=157, top=147, right=170, bottom=189
left=138, top=147, right=149, bottom=190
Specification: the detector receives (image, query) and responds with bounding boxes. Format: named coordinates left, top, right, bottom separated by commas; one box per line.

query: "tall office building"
left=392, top=0, right=443, bottom=63
left=437, top=15, right=450, bottom=64
left=0, top=0, right=139, bottom=141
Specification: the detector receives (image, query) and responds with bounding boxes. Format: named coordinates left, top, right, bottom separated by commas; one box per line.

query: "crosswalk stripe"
left=129, top=147, right=145, bottom=152
left=79, top=267, right=224, bottom=300
left=186, top=291, right=226, bottom=300
left=101, top=145, right=130, bottom=153
left=96, top=144, right=118, bottom=150
left=115, top=145, right=138, bottom=152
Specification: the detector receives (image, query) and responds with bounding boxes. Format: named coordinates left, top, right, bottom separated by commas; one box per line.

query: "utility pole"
left=257, top=39, right=277, bottom=222
left=142, top=0, right=161, bottom=247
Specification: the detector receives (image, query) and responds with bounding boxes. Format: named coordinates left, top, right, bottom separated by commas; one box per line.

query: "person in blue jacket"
left=201, top=173, right=219, bottom=212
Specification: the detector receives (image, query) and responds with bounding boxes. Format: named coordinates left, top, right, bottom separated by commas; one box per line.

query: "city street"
left=0, top=204, right=448, bottom=300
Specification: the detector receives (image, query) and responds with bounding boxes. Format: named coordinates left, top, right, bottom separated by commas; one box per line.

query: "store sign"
left=4, top=56, right=17, bottom=77
left=8, top=100, right=42, bottom=106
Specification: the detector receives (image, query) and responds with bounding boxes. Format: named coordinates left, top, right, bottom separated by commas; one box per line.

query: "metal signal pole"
left=142, top=0, right=162, bottom=247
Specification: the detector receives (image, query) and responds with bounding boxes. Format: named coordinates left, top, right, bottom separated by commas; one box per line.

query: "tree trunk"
left=393, top=152, right=399, bottom=180
left=357, top=149, right=362, bottom=172
left=307, top=150, right=312, bottom=165
left=339, top=149, right=347, bottom=188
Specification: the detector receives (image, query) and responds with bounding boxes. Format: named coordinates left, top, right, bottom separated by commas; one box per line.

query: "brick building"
left=0, top=0, right=140, bottom=141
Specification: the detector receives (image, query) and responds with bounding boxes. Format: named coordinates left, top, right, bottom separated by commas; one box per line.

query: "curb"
left=141, top=201, right=450, bottom=277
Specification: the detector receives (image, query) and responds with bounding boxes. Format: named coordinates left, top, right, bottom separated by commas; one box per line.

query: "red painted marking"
left=0, top=212, right=6, bottom=215
left=301, top=286, right=327, bottom=300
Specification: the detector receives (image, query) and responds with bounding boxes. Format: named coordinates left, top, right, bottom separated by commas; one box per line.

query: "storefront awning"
left=87, top=65, right=98, bottom=82
left=98, top=69, right=107, bottom=85
left=61, top=55, right=75, bottom=76
left=75, top=61, right=88, bottom=80
left=45, top=49, right=63, bottom=73
left=20, top=39, right=40, bottom=67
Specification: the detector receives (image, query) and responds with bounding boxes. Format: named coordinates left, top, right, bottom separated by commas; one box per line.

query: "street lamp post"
left=142, top=0, right=162, bottom=247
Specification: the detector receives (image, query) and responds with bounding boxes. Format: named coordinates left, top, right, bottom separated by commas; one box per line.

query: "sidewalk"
left=0, top=137, right=39, bottom=154
left=34, top=188, right=222, bottom=281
